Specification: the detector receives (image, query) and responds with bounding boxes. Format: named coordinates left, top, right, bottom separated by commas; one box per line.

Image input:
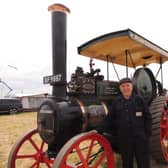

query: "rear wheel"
left=150, top=96, right=168, bottom=164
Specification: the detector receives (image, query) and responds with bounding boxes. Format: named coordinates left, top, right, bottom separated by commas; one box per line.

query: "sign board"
left=43, top=74, right=62, bottom=84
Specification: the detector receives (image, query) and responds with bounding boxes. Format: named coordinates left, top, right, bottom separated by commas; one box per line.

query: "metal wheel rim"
left=53, top=131, right=114, bottom=168
left=8, top=129, right=54, bottom=168
left=160, top=99, right=168, bottom=162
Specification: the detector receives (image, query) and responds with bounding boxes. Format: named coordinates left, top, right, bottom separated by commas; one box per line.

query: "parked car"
left=0, top=98, right=23, bottom=114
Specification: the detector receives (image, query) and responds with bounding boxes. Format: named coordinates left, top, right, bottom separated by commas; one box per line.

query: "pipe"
left=48, top=4, right=70, bottom=98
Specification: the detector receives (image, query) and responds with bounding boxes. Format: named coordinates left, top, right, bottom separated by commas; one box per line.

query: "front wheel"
left=53, top=131, right=114, bottom=168
left=8, top=129, right=54, bottom=168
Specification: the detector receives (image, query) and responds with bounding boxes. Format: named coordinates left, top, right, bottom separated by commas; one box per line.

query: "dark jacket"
left=97, top=94, right=152, bottom=140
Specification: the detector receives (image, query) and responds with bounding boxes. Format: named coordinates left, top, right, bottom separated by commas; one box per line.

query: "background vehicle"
left=8, top=4, right=168, bottom=167
left=0, top=98, right=23, bottom=114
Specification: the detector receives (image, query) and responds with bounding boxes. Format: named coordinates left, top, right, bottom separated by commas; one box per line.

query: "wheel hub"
left=35, top=152, right=45, bottom=162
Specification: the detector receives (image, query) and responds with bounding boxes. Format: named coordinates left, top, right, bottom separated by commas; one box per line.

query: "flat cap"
left=119, top=77, right=132, bottom=85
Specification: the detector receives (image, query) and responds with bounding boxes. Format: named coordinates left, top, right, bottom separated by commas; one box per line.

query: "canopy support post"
left=160, top=57, right=163, bottom=86
left=110, top=57, right=120, bottom=81
left=106, top=55, right=109, bottom=80
left=125, top=50, right=129, bottom=77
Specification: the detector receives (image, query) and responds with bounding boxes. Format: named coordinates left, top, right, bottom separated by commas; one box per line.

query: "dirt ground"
left=0, top=112, right=167, bottom=168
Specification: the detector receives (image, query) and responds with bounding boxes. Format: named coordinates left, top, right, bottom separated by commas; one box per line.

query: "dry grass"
left=0, top=112, right=37, bottom=168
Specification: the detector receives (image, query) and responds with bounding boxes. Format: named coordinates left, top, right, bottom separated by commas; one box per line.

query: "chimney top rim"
left=48, top=3, right=70, bottom=14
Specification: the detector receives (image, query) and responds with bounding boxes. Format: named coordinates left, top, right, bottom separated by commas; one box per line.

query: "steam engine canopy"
left=78, top=29, right=168, bottom=67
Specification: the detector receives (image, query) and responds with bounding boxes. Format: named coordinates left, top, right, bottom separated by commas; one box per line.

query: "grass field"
left=0, top=112, right=167, bottom=168
left=0, top=112, right=37, bottom=168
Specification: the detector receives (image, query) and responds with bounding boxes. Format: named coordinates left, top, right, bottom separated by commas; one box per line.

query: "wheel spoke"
left=29, top=138, right=40, bottom=152
left=30, top=161, right=37, bottom=168
left=40, top=141, right=45, bottom=151
left=75, top=146, right=88, bottom=167
left=45, top=162, right=52, bottom=168
left=43, top=157, right=54, bottom=164
left=88, top=147, right=103, bottom=165
left=44, top=157, right=54, bottom=168
left=86, top=139, right=94, bottom=162
left=93, top=151, right=105, bottom=168
left=36, top=160, right=40, bottom=168
left=16, top=154, right=35, bottom=159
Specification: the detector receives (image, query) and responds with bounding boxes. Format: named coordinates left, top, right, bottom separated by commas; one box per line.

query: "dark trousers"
left=119, top=136, right=150, bottom=168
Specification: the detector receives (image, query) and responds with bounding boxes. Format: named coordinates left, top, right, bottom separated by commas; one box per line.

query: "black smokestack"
left=48, top=4, right=70, bottom=97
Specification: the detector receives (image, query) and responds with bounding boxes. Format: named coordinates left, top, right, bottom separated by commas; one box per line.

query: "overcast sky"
left=0, top=0, right=168, bottom=97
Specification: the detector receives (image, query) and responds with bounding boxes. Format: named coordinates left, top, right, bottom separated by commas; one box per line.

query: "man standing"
left=97, top=77, right=152, bottom=168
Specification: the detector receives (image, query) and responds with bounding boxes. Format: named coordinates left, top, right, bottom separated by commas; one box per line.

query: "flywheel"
left=133, top=68, right=157, bottom=104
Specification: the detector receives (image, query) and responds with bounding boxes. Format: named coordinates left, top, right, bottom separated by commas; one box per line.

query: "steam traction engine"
left=8, top=4, right=168, bottom=168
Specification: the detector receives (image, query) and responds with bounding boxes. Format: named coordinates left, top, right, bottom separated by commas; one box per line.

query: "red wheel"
left=160, top=99, right=168, bottom=162
left=150, top=96, right=168, bottom=164
left=8, top=129, right=54, bottom=168
left=52, top=131, right=114, bottom=168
